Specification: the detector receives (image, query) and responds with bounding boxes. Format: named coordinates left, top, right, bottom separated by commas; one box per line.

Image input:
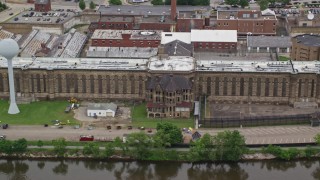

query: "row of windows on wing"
left=198, top=77, right=315, bottom=98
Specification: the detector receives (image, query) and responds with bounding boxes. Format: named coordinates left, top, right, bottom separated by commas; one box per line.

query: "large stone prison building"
left=0, top=58, right=319, bottom=108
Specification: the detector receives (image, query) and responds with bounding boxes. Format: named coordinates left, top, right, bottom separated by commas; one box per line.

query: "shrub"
left=12, top=138, right=28, bottom=153
left=83, top=142, right=100, bottom=157
left=304, top=146, right=318, bottom=159
left=104, top=143, right=115, bottom=158
left=52, top=138, right=67, bottom=157
left=37, top=140, right=44, bottom=148
left=0, top=140, right=13, bottom=154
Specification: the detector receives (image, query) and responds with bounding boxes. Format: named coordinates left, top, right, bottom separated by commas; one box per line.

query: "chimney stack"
left=171, top=0, right=177, bottom=21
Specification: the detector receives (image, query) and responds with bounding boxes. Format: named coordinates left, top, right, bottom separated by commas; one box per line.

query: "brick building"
left=91, top=29, right=162, bottom=47
left=89, top=17, right=134, bottom=32
left=89, top=3, right=210, bottom=33
left=291, top=34, right=320, bottom=61
left=34, top=0, right=51, bottom=12
left=160, top=30, right=237, bottom=53
left=215, top=9, right=277, bottom=36
left=191, top=29, right=237, bottom=52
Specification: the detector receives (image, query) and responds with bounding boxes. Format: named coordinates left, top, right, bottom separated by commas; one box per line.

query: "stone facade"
left=291, top=34, right=320, bottom=61
left=0, top=66, right=319, bottom=107
left=146, top=75, right=193, bottom=118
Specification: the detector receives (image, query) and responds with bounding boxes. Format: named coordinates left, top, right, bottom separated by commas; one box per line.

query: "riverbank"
left=2, top=148, right=320, bottom=162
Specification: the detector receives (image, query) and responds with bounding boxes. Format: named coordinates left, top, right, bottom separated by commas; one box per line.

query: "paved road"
left=1, top=124, right=319, bottom=145
left=200, top=125, right=320, bottom=145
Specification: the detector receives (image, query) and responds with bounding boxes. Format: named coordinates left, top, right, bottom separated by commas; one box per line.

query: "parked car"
left=9, top=12, right=13, bottom=16
left=0, top=135, right=6, bottom=140
left=14, top=17, right=19, bottom=21
left=2, top=124, right=8, bottom=129
left=79, top=135, right=94, bottom=141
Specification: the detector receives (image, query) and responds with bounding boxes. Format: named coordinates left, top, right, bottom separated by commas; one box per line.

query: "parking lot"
left=9, top=8, right=77, bottom=24
left=201, top=125, right=320, bottom=145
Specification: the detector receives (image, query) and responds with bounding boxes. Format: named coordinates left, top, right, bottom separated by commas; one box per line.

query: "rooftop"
left=99, top=16, right=134, bottom=22
left=35, top=0, right=50, bottom=4
left=18, top=29, right=86, bottom=58
left=0, top=26, right=14, bottom=40
left=98, top=5, right=210, bottom=16
left=248, top=36, right=292, bottom=48
left=91, top=29, right=162, bottom=40
left=294, top=34, right=320, bottom=47
left=0, top=57, right=148, bottom=71
left=88, top=103, right=117, bottom=111
left=87, top=46, right=157, bottom=58
left=217, top=10, right=276, bottom=20
left=163, top=40, right=193, bottom=56
left=161, top=32, right=191, bottom=44
left=148, top=56, right=195, bottom=71
left=191, top=30, right=237, bottom=43
left=147, top=74, right=192, bottom=92
left=1, top=57, right=320, bottom=74
left=196, top=60, right=320, bottom=74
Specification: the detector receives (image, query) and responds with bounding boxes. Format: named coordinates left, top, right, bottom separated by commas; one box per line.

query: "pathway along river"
left=0, top=159, right=320, bottom=180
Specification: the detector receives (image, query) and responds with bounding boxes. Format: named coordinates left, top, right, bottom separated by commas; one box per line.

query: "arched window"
left=122, top=75, right=127, bottom=94
left=81, top=75, right=86, bottom=93
left=206, top=77, right=211, bottom=95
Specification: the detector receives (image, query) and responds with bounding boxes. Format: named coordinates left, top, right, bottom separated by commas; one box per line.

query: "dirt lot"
left=73, top=102, right=132, bottom=129
left=210, top=103, right=319, bottom=118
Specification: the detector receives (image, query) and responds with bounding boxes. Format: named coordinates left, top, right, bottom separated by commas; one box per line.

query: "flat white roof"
left=1, top=57, right=320, bottom=74
left=0, top=57, right=148, bottom=71
left=197, top=60, right=320, bottom=74
left=191, top=30, right=237, bottom=43
left=161, top=32, right=191, bottom=44
left=92, top=29, right=162, bottom=40
left=148, top=56, right=195, bottom=71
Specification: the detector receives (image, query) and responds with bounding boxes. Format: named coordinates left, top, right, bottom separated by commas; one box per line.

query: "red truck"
left=79, top=135, right=94, bottom=141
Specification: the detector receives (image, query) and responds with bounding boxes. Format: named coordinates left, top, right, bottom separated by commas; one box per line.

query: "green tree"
left=114, top=137, right=128, bottom=156
left=151, top=0, right=164, bottom=5
left=154, top=129, right=171, bottom=147
left=213, top=130, right=247, bottom=161
left=52, top=138, right=67, bottom=157
left=126, top=132, right=154, bottom=160
left=83, top=142, right=100, bottom=157
left=278, top=0, right=289, bottom=5
left=0, top=140, right=13, bottom=154
left=188, top=133, right=215, bottom=162
left=269, top=0, right=276, bottom=4
left=314, top=133, right=320, bottom=145
left=12, top=138, right=28, bottom=153
left=258, top=0, right=269, bottom=10
left=225, top=0, right=239, bottom=5
left=109, top=0, right=122, bottom=5
left=304, top=145, right=318, bottom=159
left=156, top=122, right=183, bottom=145
left=37, top=140, right=44, bottom=148
left=79, top=0, right=86, bottom=10
left=239, top=0, right=249, bottom=8
left=104, top=142, right=115, bottom=157
left=89, top=1, right=95, bottom=10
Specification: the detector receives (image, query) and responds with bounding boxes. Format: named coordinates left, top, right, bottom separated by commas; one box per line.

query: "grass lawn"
left=0, top=100, right=79, bottom=125
left=131, top=103, right=194, bottom=128
left=278, top=56, right=290, bottom=61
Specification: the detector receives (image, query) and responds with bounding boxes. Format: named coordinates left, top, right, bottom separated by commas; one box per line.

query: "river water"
left=0, top=159, right=320, bottom=180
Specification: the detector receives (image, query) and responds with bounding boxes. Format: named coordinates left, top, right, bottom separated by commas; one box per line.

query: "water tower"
left=0, top=39, right=20, bottom=114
